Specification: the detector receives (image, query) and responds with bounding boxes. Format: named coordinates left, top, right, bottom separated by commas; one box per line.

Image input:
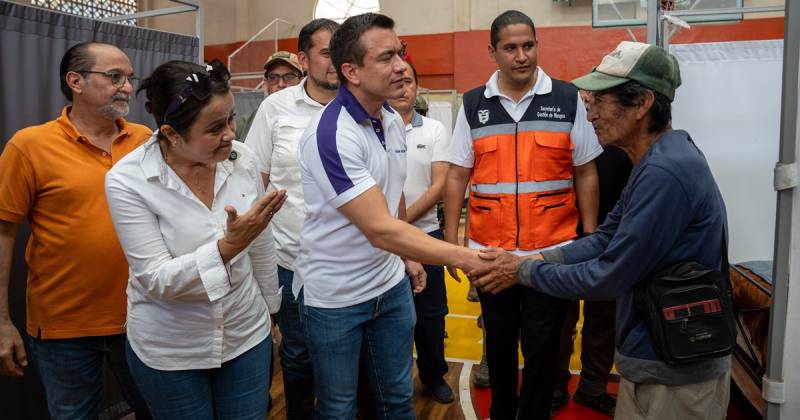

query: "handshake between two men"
left=447, top=247, right=543, bottom=295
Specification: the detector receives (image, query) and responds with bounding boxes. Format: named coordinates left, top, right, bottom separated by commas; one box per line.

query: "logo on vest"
left=537, top=105, right=566, bottom=120
left=478, top=109, right=490, bottom=124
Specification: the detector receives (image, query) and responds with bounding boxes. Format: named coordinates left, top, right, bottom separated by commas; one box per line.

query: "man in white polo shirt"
left=387, top=61, right=454, bottom=404
left=297, top=13, right=486, bottom=419
left=245, top=18, right=339, bottom=420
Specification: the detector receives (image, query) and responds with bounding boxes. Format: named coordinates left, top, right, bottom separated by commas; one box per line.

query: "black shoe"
left=473, top=357, right=490, bottom=388
left=425, top=382, right=455, bottom=404
left=572, top=390, right=616, bottom=418
left=550, top=388, right=569, bottom=418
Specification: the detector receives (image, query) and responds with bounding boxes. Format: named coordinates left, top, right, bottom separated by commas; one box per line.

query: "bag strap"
left=690, top=132, right=732, bottom=288
left=721, top=227, right=738, bottom=315
left=721, top=227, right=730, bottom=280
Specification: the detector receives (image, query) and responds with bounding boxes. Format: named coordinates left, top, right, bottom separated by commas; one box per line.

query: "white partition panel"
left=428, top=101, right=454, bottom=131
left=670, top=40, right=784, bottom=263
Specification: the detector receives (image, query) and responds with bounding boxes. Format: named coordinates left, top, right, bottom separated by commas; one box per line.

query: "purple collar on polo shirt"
left=316, top=86, right=400, bottom=196
left=336, top=85, right=394, bottom=150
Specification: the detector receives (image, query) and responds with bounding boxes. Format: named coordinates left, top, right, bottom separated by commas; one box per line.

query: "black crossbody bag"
left=634, top=235, right=737, bottom=364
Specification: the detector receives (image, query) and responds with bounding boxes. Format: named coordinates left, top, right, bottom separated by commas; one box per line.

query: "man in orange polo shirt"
left=0, top=42, right=151, bottom=419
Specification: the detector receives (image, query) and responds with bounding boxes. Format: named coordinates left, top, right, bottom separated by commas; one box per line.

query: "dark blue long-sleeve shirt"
left=519, top=129, right=730, bottom=385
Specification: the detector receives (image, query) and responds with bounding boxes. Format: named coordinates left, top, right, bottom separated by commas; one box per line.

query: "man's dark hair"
left=330, top=13, right=395, bottom=85
left=298, top=18, right=340, bottom=54
left=137, top=60, right=230, bottom=141
left=59, top=42, right=101, bottom=101
left=605, top=81, right=672, bottom=133
left=407, top=60, right=418, bottom=84
left=490, top=10, right=536, bottom=48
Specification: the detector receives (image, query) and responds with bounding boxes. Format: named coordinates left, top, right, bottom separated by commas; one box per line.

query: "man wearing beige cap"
left=236, top=51, right=304, bottom=140
left=469, top=41, right=732, bottom=420
left=263, top=51, right=303, bottom=95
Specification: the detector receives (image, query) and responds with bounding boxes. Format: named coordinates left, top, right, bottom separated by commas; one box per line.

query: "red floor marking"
left=471, top=372, right=761, bottom=420
left=471, top=374, right=616, bottom=420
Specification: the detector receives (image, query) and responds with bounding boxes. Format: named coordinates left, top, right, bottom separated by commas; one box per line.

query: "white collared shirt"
left=105, top=136, right=280, bottom=370
left=296, top=86, right=407, bottom=308
left=403, top=112, right=450, bottom=233
left=246, top=81, right=325, bottom=271
left=447, top=68, right=603, bottom=256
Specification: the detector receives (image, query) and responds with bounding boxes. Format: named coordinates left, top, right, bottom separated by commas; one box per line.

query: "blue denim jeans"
left=301, top=278, right=416, bottom=420
left=125, top=338, right=271, bottom=420
left=27, top=333, right=151, bottom=420
left=413, top=229, right=449, bottom=386
left=275, top=266, right=313, bottom=382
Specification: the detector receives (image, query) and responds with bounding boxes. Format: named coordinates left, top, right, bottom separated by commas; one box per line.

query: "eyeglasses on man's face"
left=80, top=70, right=138, bottom=88
left=265, top=72, right=300, bottom=85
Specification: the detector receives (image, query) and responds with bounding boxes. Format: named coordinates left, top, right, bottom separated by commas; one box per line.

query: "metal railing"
left=102, top=1, right=203, bottom=63
left=227, top=18, right=294, bottom=91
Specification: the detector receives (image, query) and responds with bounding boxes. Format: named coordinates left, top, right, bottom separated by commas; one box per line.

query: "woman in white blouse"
left=105, top=60, right=286, bottom=419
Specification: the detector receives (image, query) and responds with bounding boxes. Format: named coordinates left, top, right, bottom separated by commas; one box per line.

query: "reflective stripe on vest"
left=463, top=82, right=581, bottom=251
left=470, top=120, right=573, bottom=140
left=471, top=179, right=573, bottom=195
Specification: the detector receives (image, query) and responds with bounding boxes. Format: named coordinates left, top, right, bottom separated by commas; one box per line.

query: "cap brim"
left=572, top=70, right=630, bottom=93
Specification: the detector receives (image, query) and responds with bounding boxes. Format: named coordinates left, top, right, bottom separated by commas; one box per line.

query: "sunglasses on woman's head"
left=161, top=59, right=231, bottom=125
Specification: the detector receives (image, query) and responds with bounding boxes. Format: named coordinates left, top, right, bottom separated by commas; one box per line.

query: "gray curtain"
left=233, top=90, right=266, bottom=122
left=233, top=90, right=266, bottom=139
left=0, top=1, right=199, bottom=138
left=0, top=2, right=198, bottom=419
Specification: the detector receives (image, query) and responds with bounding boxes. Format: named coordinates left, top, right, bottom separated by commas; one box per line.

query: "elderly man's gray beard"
left=100, top=94, right=130, bottom=120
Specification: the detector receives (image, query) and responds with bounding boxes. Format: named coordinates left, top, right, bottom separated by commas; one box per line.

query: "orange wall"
left=453, top=17, right=783, bottom=92
left=205, top=41, right=244, bottom=65
left=400, top=33, right=455, bottom=90
left=206, top=17, right=784, bottom=93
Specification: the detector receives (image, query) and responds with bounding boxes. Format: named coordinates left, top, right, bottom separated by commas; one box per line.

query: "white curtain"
left=670, top=40, right=783, bottom=263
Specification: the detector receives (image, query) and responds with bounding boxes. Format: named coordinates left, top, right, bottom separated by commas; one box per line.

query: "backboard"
left=592, top=0, right=743, bottom=27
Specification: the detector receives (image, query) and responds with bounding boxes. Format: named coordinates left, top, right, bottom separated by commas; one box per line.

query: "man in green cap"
left=467, top=40, right=731, bottom=420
